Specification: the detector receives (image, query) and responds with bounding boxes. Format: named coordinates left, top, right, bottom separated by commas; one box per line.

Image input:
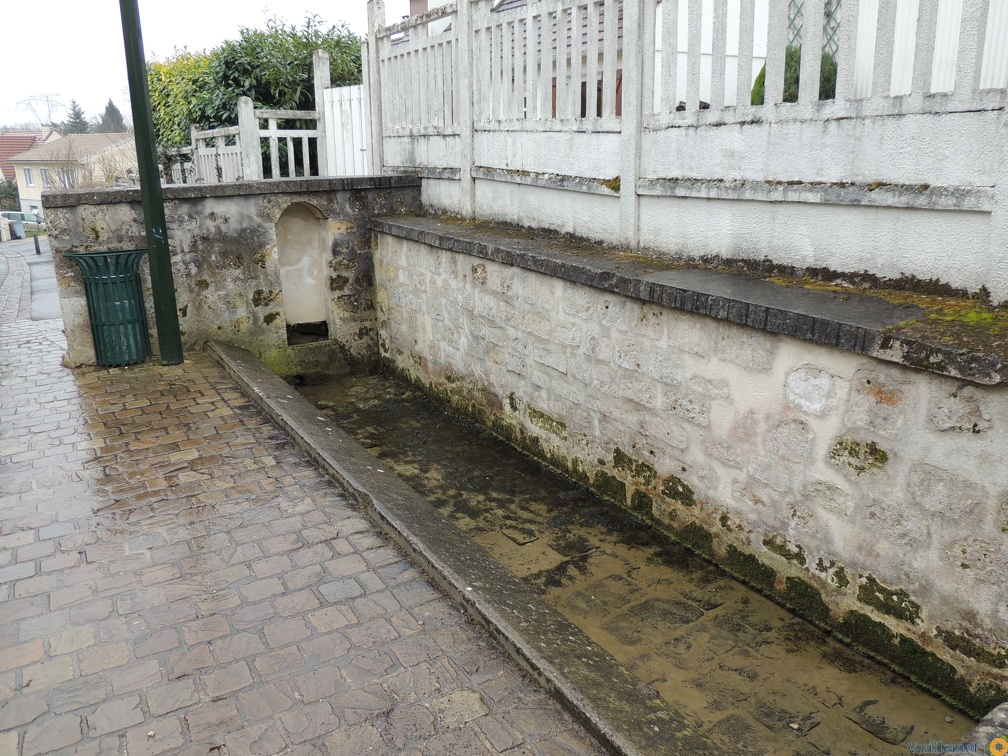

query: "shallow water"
left=301, top=373, right=973, bottom=754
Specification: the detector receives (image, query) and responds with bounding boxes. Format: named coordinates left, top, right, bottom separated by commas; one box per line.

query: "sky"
left=0, top=1, right=412, bottom=129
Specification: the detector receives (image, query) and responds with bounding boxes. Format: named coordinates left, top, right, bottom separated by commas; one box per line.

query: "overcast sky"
left=0, top=1, right=412, bottom=128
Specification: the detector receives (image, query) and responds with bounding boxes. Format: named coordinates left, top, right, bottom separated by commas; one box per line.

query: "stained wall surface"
left=373, top=228, right=1008, bottom=714
left=43, top=177, right=421, bottom=373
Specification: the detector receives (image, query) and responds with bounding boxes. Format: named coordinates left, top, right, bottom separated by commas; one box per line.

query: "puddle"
left=300, top=374, right=973, bottom=753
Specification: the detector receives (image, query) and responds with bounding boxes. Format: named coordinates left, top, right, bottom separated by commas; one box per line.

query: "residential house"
left=0, top=129, right=60, bottom=186
left=9, top=132, right=138, bottom=216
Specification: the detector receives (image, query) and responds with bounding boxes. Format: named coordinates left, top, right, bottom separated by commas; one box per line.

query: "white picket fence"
left=161, top=52, right=376, bottom=185
left=364, top=0, right=1008, bottom=298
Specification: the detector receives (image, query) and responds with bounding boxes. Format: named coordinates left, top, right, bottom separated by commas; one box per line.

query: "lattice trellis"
left=823, top=0, right=842, bottom=55
left=788, top=0, right=804, bottom=47
left=788, top=0, right=843, bottom=55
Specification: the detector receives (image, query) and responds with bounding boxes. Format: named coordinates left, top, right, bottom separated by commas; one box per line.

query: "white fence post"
left=457, top=0, right=476, bottom=216
left=620, top=0, right=642, bottom=247
left=189, top=124, right=204, bottom=183
left=314, top=50, right=331, bottom=177
left=367, top=0, right=386, bottom=175
left=990, top=114, right=1008, bottom=300
left=238, top=96, right=263, bottom=181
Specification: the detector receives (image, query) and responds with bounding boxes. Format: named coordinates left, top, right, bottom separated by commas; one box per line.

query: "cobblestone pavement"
left=0, top=259, right=604, bottom=754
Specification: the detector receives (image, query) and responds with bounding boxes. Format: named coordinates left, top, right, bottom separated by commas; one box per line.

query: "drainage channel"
left=298, top=372, right=972, bottom=754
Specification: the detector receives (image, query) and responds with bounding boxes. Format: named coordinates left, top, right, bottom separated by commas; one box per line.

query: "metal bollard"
left=34, top=235, right=41, bottom=255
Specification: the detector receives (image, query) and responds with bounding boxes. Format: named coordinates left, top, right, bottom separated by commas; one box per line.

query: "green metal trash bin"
left=66, top=250, right=151, bottom=367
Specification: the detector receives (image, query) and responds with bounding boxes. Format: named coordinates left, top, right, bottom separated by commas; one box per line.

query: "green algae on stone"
left=660, top=474, right=696, bottom=508
left=252, top=289, right=281, bottom=307
left=594, top=470, right=627, bottom=505
left=935, top=627, right=1008, bottom=669
left=724, top=544, right=776, bottom=593
left=857, top=574, right=922, bottom=625
left=837, top=611, right=1007, bottom=719
left=630, top=490, right=653, bottom=517
left=763, top=535, right=807, bottom=566
left=677, top=522, right=714, bottom=558
left=829, top=438, right=888, bottom=475
left=783, top=577, right=830, bottom=627
left=815, top=558, right=851, bottom=589
left=834, top=565, right=850, bottom=589
left=263, top=311, right=281, bottom=325
left=613, top=448, right=657, bottom=485
left=529, top=407, right=568, bottom=438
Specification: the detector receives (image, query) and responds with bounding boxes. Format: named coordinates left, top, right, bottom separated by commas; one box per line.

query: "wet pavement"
left=0, top=245, right=604, bottom=754
left=0, top=238, right=61, bottom=322
left=301, top=374, right=975, bottom=754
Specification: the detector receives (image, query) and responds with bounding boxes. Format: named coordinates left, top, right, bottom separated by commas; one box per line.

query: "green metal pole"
left=120, top=0, right=183, bottom=365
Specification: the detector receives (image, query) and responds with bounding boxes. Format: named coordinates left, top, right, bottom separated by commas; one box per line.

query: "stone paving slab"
left=0, top=317, right=605, bottom=755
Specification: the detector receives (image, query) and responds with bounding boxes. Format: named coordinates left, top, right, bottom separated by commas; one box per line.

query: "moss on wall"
left=838, top=611, right=1007, bottom=718
left=830, top=438, right=888, bottom=475
left=677, top=522, right=714, bottom=558
left=630, top=489, right=653, bottom=517
left=936, top=627, right=1007, bottom=669
left=783, top=577, right=830, bottom=627
left=613, top=447, right=657, bottom=485
left=857, top=574, right=922, bottom=625
left=724, top=544, right=776, bottom=593
left=529, top=406, right=568, bottom=438
left=660, top=474, right=696, bottom=508
left=594, top=470, right=628, bottom=506
left=763, top=535, right=807, bottom=566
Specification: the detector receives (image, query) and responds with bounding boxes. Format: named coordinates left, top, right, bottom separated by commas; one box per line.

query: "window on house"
left=23, top=168, right=34, bottom=187
left=57, top=169, right=78, bottom=189
left=39, top=167, right=50, bottom=187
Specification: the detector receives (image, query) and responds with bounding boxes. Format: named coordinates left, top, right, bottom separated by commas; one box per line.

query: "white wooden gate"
left=323, top=84, right=375, bottom=177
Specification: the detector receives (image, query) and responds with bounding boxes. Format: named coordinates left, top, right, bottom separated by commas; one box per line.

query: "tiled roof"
left=9, top=133, right=134, bottom=164
left=0, top=133, right=41, bottom=182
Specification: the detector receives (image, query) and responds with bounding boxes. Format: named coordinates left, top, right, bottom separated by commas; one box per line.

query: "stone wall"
left=373, top=224, right=1008, bottom=716
left=44, top=177, right=421, bottom=377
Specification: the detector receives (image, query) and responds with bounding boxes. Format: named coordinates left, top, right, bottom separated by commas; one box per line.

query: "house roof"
left=9, top=133, right=134, bottom=164
left=0, top=133, right=42, bottom=182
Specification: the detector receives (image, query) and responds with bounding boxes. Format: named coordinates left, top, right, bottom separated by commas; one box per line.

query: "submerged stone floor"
left=0, top=317, right=603, bottom=753
left=301, top=373, right=975, bottom=755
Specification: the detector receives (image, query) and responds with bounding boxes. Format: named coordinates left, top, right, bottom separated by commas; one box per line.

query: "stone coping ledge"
left=371, top=216, right=1008, bottom=386
left=208, top=340, right=715, bottom=756
left=41, top=175, right=422, bottom=209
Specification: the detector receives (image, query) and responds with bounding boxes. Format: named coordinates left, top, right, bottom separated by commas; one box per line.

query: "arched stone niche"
left=275, top=202, right=329, bottom=344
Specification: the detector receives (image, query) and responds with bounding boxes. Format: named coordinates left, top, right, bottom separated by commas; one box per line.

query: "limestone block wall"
left=373, top=229, right=1008, bottom=715
left=44, top=177, right=421, bottom=375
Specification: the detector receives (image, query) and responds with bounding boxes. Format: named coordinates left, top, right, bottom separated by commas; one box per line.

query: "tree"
left=148, top=50, right=212, bottom=147
left=93, top=99, right=128, bottom=133
left=750, top=46, right=837, bottom=105
left=0, top=179, right=18, bottom=211
left=147, top=15, right=361, bottom=147
left=62, top=100, right=90, bottom=134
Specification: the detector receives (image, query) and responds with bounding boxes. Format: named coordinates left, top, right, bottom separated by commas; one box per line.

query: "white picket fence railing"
left=364, top=0, right=1008, bottom=297
left=160, top=51, right=377, bottom=185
